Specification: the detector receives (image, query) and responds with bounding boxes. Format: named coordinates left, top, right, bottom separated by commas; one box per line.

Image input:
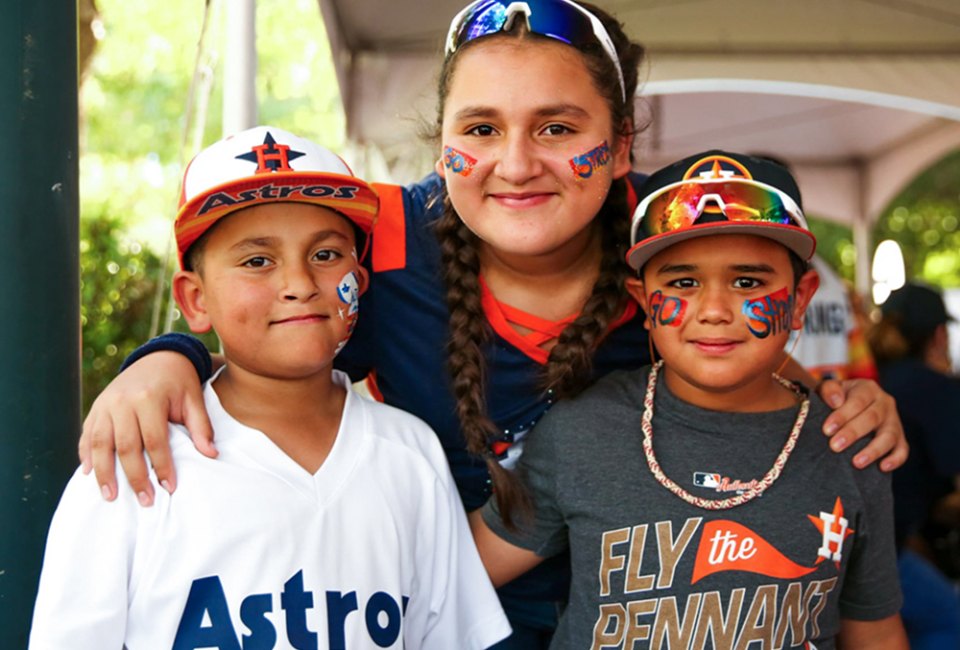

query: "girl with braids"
left=80, top=1, right=907, bottom=646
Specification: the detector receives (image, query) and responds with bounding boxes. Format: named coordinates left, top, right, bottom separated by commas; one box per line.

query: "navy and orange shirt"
left=336, top=172, right=651, bottom=513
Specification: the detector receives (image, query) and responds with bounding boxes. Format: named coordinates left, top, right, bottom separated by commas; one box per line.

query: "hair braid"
left=436, top=197, right=532, bottom=528
left=430, top=1, right=646, bottom=525
left=544, top=179, right=632, bottom=398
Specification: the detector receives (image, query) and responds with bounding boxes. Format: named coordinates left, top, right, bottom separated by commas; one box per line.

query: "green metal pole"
left=0, top=0, right=80, bottom=645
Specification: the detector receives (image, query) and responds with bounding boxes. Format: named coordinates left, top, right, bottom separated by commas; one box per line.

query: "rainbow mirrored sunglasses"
left=445, top=0, right=626, bottom=102
left=630, top=178, right=808, bottom=246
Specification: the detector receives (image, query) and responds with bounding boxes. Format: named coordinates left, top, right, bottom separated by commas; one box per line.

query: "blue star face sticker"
left=236, top=131, right=306, bottom=173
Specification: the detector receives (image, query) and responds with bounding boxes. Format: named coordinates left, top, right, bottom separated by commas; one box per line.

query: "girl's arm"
left=779, top=355, right=908, bottom=471
left=468, top=510, right=543, bottom=588
left=78, top=348, right=220, bottom=506
left=838, top=614, right=909, bottom=649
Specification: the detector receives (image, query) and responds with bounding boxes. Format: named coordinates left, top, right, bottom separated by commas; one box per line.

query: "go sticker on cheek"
left=442, top=146, right=478, bottom=177
left=742, top=287, right=794, bottom=339
left=569, top=141, right=610, bottom=180
left=648, top=290, right=687, bottom=328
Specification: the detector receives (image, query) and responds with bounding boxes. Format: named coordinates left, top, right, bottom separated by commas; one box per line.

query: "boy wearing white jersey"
left=30, top=126, right=510, bottom=649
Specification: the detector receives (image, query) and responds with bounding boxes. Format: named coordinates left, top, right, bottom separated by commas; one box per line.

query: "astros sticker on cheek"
left=569, top=141, right=611, bottom=181
left=742, top=287, right=794, bottom=339
left=334, top=271, right=361, bottom=355
left=647, top=290, right=687, bottom=328
left=442, top=145, right=478, bottom=177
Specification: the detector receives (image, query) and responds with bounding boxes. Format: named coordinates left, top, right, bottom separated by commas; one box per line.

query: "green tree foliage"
left=80, top=212, right=163, bottom=414
left=808, top=217, right=857, bottom=283
left=80, top=0, right=344, bottom=412
left=804, top=150, right=960, bottom=290
left=874, top=150, right=960, bottom=287
left=81, top=210, right=221, bottom=415
left=81, top=0, right=345, bottom=244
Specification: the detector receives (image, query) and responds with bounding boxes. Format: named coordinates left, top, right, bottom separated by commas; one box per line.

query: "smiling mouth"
left=487, top=191, right=554, bottom=206
left=692, top=339, right=741, bottom=353
left=272, top=314, right=328, bottom=325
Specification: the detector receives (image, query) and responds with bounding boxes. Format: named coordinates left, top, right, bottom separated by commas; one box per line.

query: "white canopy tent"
left=314, top=0, right=960, bottom=292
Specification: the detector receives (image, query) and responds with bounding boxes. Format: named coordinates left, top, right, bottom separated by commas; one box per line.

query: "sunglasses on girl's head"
left=445, top=0, right=626, bottom=102
left=630, top=179, right=808, bottom=245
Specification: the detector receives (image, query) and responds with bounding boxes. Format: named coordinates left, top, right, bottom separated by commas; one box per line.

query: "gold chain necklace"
left=641, top=360, right=809, bottom=510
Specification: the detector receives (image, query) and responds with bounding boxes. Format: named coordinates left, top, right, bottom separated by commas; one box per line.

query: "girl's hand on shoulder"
left=79, top=351, right=216, bottom=506
left=817, top=378, right=908, bottom=472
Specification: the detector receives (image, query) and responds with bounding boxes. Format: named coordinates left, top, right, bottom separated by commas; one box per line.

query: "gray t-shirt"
left=483, top=367, right=901, bottom=650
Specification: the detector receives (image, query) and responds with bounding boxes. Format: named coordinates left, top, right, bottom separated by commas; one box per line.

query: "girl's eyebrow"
left=534, top=104, right=590, bottom=119
left=452, top=103, right=590, bottom=122
left=453, top=106, right=499, bottom=121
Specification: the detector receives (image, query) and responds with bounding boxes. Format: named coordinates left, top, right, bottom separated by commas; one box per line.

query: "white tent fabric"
left=315, top=0, right=960, bottom=290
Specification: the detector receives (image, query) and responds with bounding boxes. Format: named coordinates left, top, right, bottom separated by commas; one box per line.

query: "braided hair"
left=434, top=2, right=646, bottom=527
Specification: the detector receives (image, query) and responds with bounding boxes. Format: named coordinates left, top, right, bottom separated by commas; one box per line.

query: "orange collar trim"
left=479, top=275, right=638, bottom=364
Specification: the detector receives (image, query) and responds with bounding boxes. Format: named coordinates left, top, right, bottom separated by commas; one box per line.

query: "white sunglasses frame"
left=444, top=0, right=627, bottom=102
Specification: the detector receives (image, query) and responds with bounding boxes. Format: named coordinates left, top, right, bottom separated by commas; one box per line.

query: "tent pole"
left=0, top=0, right=80, bottom=643
left=852, top=159, right=872, bottom=300
left=223, top=0, right=257, bottom=136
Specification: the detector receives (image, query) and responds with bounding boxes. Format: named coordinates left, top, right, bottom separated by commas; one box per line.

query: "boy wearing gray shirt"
left=472, top=151, right=906, bottom=649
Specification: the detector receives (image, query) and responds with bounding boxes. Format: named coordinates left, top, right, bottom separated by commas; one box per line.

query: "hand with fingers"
left=79, top=351, right=217, bottom=506
left=816, top=378, right=907, bottom=472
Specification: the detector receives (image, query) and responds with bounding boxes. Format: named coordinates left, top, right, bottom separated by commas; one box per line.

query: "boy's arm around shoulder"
left=29, top=461, right=153, bottom=649
left=473, top=397, right=576, bottom=587
left=469, top=509, right=544, bottom=588
left=838, top=614, right=909, bottom=649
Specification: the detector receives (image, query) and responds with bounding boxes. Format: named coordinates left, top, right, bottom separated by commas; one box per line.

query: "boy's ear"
left=791, top=268, right=821, bottom=331
left=172, top=270, right=213, bottom=333
left=625, top=276, right=651, bottom=330
left=354, top=264, right=371, bottom=296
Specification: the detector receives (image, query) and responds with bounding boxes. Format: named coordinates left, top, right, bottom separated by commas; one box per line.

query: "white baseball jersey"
left=30, top=370, right=510, bottom=650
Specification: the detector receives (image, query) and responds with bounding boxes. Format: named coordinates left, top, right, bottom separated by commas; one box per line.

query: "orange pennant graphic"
left=692, top=520, right=817, bottom=584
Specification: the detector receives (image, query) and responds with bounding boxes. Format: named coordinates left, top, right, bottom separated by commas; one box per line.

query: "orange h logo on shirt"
left=808, top=497, right=855, bottom=567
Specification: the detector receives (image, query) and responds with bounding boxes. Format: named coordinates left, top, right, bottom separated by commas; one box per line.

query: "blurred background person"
left=869, top=281, right=960, bottom=650
left=792, top=254, right=879, bottom=383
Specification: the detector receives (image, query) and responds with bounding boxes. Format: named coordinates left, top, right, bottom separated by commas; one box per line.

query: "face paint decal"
left=333, top=271, right=361, bottom=355
left=647, top=290, right=687, bottom=328
left=442, top=145, right=478, bottom=177
left=337, top=271, right=360, bottom=316
left=569, top=141, right=610, bottom=180
left=743, top=287, right=794, bottom=339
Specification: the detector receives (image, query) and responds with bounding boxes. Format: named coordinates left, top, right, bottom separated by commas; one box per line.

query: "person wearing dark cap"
left=869, top=281, right=960, bottom=650
left=471, top=151, right=907, bottom=649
